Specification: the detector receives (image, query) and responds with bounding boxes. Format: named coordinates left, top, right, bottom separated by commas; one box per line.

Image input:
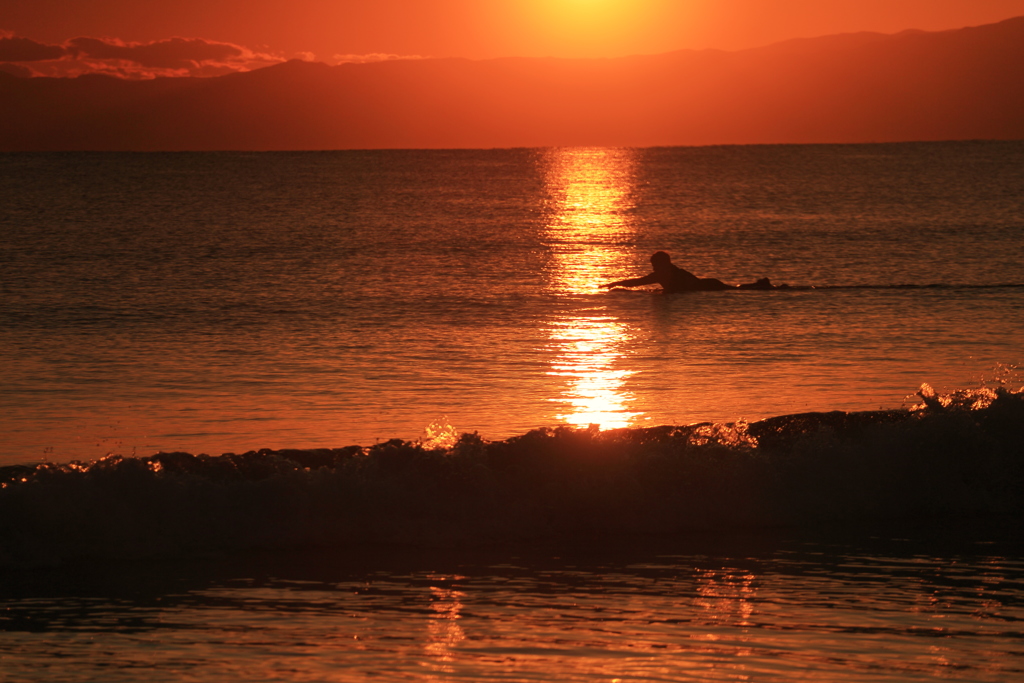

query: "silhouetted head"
left=650, top=251, right=672, bottom=270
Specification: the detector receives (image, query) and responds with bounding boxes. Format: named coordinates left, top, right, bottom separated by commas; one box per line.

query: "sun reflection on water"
left=542, top=148, right=644, bottom=430
left=424, top=578, right=466, bottom=676
left=694, top=569, right=757, bottom=629
left=547, top=316, right=640, bottom=429
left=543, top=147, right=640, bottom=295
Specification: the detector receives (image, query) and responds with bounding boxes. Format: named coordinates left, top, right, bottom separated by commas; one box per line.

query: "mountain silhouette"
left=2, top=16, right=1023, bottom=150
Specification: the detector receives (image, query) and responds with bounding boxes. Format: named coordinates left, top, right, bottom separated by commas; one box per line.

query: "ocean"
left=1, top=142, right=1023, bottom=680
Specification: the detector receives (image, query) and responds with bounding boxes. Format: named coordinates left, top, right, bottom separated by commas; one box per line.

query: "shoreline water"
left=3, top=524, right=1022, bottom=683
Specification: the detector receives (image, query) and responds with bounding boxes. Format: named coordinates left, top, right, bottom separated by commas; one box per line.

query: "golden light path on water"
left=542, top=148, right=644, bottom=430
left=424, top=576, right=467, bottom=678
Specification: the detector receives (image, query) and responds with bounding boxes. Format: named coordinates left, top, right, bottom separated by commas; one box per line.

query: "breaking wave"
left=1, top=385, right=1022, bottom=567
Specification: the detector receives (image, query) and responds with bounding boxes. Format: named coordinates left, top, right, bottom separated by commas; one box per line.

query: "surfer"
left=602, top=251, right=775, bottom=293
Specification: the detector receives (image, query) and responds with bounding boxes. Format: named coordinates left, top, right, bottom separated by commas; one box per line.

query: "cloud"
left=0, top=35, right=67, bottom=62
left=332, top=53, right=424, bottom=64
left=0, top=31, right=287, bottom=78
left=67, top=36, right=246, bottom=70
left=0, top=62, right=33, bottom=77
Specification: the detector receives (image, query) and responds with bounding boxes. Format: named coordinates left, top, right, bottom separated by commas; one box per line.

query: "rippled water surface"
left=2, top=143, right=1023, bottom=682
left=2, top=538, right=1022, bottom=682
left=2, top=143, right=1023, bottom=464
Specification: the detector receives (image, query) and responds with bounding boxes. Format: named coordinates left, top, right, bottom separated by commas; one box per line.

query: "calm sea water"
left=2, top=537, right=1023, bottom=682
left=2, top=143, right=1022, bottom=465
left=2, top=143, right=1023, bottom=681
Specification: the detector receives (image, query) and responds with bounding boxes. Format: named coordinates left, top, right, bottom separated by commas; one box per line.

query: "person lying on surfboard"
left=602, top=251, right=776, bottom=293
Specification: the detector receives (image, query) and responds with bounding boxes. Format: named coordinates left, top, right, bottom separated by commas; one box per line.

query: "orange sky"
left=4, top=0, right=1024, bottom=148
left=3, top=0, right=1024, bottom=70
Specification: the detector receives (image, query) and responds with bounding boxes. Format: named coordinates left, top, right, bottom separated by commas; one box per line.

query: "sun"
left=531, top=0, right=643, bottom=54
left=547, top=0, right=627, bottom=25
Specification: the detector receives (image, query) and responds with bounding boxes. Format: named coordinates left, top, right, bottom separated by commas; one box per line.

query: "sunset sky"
left=3, top=0, right=1024, bottom=78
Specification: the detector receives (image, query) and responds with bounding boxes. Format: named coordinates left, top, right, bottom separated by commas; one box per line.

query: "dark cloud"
left=0, top=31, right=288, bottom=78
left=0, top=62, right=34, bottom=77
left=66, top=36, right=246, bottom=70
left=0, top=36, right=66, bottom=62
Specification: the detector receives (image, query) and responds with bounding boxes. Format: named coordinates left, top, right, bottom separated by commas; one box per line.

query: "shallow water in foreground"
left=2, top=389, right=1022, bottom=680
left=2, top=536, right=1022, bottom=683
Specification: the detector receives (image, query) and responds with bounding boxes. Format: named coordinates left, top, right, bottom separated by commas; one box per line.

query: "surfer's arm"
left=602, top=272, right=659, bottom=289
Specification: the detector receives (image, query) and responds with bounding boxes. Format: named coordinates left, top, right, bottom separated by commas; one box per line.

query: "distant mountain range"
left=3, top=16, right=1023, bottom=150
